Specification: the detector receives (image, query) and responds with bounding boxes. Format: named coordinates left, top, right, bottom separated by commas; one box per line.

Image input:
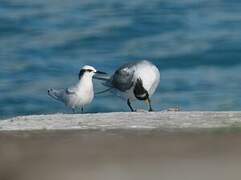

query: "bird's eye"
left=86, top=69, right=93, bottom=72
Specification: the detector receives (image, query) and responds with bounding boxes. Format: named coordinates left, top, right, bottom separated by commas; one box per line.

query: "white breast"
left=65, top=74, right=94, bottom=108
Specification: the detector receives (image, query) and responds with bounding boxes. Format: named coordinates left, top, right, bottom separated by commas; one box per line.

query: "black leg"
left=127, top=99, right=134, bottom=112
left=81, top=107, right=84, bottom=113
left=72, top=108, right=76, bottom=113
left=147, top=97, right=153, bottom=112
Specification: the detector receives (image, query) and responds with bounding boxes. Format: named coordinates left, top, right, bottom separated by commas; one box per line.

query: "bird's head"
left=79, top=65, right=107, bottom=79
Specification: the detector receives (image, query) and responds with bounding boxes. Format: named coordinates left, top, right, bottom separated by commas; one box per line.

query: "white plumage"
left=115, top=60, right=160, bottom=101
left=94, top=60, right=160, bottom=111
left=48, top=65, right=105, bottom=113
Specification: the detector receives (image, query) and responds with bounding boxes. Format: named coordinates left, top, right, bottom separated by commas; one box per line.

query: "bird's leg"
left=72, top=108, right=76, bottom=114
left=127, top=99, right=135, bottom=112
left=147, top=97, right=153, bottom=112
left=81, top=107, right=84, bottom=114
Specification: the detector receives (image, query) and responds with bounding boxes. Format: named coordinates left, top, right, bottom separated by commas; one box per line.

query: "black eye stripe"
left=79, top=69, right=85, bottom=77
left=80, top=69, right=93, bottom=73
left=79, top=69, right=93, bottom=78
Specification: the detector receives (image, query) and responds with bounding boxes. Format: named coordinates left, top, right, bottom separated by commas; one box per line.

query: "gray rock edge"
left=0, top=111, right=241, bottom=132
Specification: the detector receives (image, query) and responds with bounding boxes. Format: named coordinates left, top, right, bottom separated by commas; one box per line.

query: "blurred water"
left=1, top=0, right=241, bottom=119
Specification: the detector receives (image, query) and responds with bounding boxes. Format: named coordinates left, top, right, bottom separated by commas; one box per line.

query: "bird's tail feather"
left=48, top=88, right=64, bottom=101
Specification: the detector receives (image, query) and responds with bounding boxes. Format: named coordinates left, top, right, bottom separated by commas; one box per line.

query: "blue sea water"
left=1, top=0, right=241, bottom=119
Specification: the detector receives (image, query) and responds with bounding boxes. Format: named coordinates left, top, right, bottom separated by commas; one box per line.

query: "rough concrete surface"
left=1, top=112, right=241, bottom=180
left=0, top=111, right=241, bottom=131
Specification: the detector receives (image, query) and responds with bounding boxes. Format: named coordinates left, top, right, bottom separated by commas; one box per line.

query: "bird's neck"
left=77, top=74, right=93, bottom=89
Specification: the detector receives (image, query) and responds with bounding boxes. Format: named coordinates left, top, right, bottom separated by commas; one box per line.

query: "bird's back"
left=111, top=60, right=160, bottom=95
left=111, top=62, right=138, bottom=91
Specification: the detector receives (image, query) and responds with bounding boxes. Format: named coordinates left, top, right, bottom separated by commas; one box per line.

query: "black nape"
left=133, top=78, right=148, bottom=100
left=79, top=69, right=85, bottom=79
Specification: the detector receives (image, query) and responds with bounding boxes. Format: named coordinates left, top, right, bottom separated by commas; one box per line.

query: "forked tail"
left=47, top=88, right=64, bottom=101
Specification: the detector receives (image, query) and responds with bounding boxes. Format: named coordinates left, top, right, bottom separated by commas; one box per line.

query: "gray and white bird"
left=94, top=60, right=160, bottom=111
left=48, top=65, right=106, bottom=113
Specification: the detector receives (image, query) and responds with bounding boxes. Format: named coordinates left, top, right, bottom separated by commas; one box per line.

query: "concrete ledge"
left=0, top=111, right=241, bottom=131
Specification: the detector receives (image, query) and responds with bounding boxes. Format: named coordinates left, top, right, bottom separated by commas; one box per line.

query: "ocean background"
left=1, top=0, right=241, bottom=119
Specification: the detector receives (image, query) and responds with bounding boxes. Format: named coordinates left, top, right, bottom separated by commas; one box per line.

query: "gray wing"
left=66, top=87, right=76, bottom=95
left=111, top=63, right=135, bottom=91
left=101, top=60, right=148, bottom=91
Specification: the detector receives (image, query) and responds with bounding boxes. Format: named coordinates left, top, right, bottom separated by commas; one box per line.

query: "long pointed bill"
left=95, top=71, right=107, bottom=74
left=93, top=71, right=110, bottom=80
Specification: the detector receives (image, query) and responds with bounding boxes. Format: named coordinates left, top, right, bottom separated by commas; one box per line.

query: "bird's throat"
left=78, top=75, right=93, bottom=90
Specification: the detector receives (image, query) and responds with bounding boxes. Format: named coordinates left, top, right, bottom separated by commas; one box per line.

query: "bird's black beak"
left=95, top=71, right=107, bottom=74
left=93, top=70, right=108, bottom=80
